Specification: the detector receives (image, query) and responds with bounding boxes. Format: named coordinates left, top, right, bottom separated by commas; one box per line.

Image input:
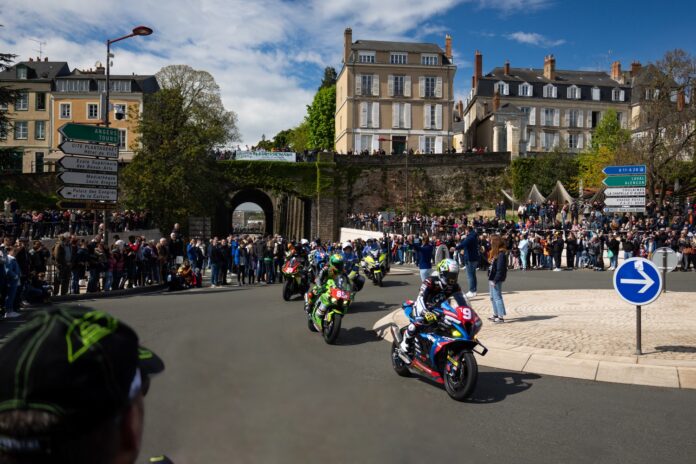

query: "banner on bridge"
left=236, top=151, right=296, bottom=162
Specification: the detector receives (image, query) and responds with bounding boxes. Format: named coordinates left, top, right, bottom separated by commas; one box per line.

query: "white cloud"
left=475, top=0, right=552, bottom=13
left=507, top=31, right=566, bottom=47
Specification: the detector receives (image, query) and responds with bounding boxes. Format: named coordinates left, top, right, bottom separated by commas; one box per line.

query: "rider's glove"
left=423, top=310, right=437, bottom=324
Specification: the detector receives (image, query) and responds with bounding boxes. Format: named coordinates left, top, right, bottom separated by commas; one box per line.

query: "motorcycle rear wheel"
left=282, top=280, right=293, bottom=301
left=444, top=351, right=478, bottom=401
left=322, top=313, right=342, bottom=344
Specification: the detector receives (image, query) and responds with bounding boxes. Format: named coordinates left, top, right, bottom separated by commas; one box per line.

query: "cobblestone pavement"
left=466, top=290, right=696, bottom=361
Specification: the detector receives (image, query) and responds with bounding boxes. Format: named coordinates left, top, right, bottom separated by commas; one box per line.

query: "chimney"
left=677, top=90, right=686, bottom=112
left=445, top=34, right=452, bottom=60
left=493, top=89, right=500, bottom=112
left=504, top=60, right=510, bottom=75
left=44, top=57, right=48, bottom=62
left=543, top=54, right=556, bottom=80
left=344, top=27, right=353, bottom=64
left=473, top=50, right=483, bottom=88
left=458, top=99, right=464, bottom=116
left=611, top=61, right=622, bottom=81
left=96, top=63, right=105, bottom=74
left=631, top=61, right=642, bottom=77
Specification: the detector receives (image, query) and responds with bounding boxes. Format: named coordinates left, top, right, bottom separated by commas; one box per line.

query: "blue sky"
left=2, top=0, right=695, bottom=145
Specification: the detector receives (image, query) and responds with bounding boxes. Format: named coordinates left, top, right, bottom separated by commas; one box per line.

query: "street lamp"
left=102, top=26, right=153, bottom=246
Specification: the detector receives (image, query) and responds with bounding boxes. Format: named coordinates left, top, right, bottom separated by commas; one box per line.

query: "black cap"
left=0, top=307, right=164, bottom=429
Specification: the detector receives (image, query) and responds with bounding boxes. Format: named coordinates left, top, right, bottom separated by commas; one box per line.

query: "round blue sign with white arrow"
left=613, top=257, right=663, bottom=306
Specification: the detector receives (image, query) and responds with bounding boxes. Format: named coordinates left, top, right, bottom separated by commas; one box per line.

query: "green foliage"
left=255, top=134, right=274, bottom=150
left=307, top=85, right=336, bottom=151
left=590, top=109, right=631, bottom=151
left=511, top=151, right=578, bottom=199
left=287, top=120, right=310, bottom=152
left=0, top=183, right=58, bottom=210
left=0, top=53, right=20, bottom=142
left=576, top=108, right=631, bottom=188
left=121, top=88, right=223, bottom=233
left=320, top=67, right=337, bottom=89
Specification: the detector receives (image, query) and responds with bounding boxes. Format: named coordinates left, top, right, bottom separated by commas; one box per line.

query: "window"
left=392, top=103, right=411, bottom=129
left=520, top=107, right=531, bottom=123
left=423, top=136, right=436, bottom=153
left=87, top=103, right=100, bottom=120
left=35, top=92, right=46, bottom=111
left=495, top=81, right=509, bottom=96
left=518, top=83, right=532, bottom=97
left=0, top=121, right=8, bottom=139
left=567, top=85, right=580, bottom=99
left=358, top=52, right=375, bottom=63
left=0, top=151, right=22, bottom=173
left=592, top=87, right=601, bottom=101
left=390, top=53, right=407, bottom=65
left=568, top=110, right=579, bottom=128
left=429, top=105, right=436, bottom=127
left=118, top=129, right=127, bottom=150
left=423, top=104, right=442, bottom=130
left=568, top=133, right=579, bottom=149
left=0, top=102, right=7, bottom=111
left=393, top=75, right=404, bottom=96
left=359, top=102, right=379, bottom=128
left=421, top=54, right=438, bottom=66
left=35, top=121, right=45, bottom=140
left=113, top=104, right=127, bottom=119
left=361, top=74, right=373, bottom=96
left=59, top=103, right=71, bottom=119
left=56, top=79, right=90, bottom=92
left=543, top=108, right=555, bottom=126
left=612, top=88, right=625, bottom=102
left=645, top=88, right=660, bottom=100
left=17, top=66, right=28, bottom=79
left=527, top=130, right=536, bottom=150
left=591, top=111, right=601, bottom=128
left=14, top=121, right=28, bottom=140
left=360, top=134, right=373, bottom=152
left=616, top=112, right=624, bottom=127
left=34, top=152, right=44, bottom=174
left=424, top=76, right=436, bottom=97
left=543, top=84, right=557, bottom=98
left=543, top=131, right=555, bottom=149
left=15, top=92, right=28, bottom=110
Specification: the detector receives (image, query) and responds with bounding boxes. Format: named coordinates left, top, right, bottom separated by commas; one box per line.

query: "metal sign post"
left=636, top=305, right=642, bottom=355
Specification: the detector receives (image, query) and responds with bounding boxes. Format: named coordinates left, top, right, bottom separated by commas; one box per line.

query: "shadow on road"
left=505, top=315, right=557, bottom=323
left=380, top=280, right=410, bottom=288
left=337, top=326, right=382, bottom=346
left=467, top=371, right=540, bottom=404
left=654, top=345, right=696, bottom=354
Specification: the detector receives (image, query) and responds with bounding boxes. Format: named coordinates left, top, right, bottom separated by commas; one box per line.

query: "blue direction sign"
left=613, top=257, right=663, bottom=306
left=602, top=165, right=646, bottom=176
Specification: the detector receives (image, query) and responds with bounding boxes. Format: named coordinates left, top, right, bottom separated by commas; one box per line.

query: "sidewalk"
left=374, top=289, right=696, bottom=389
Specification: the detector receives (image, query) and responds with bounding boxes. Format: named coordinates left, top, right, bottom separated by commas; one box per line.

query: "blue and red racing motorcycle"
left=390, top=297, right=487, bottom=401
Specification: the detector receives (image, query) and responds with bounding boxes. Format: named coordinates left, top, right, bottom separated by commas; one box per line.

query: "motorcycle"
left=390, top=297, right=487, bottom=401
left=281, top=257, right=309, bottom=301
left=362, top=248, right=387, bottom=286
left=307, top=274, right=352, bottom=344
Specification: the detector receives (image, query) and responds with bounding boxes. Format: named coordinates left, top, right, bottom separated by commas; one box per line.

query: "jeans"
left=489, top=281, right=506, bottom=317
left=520, top=250, right=528, bottom=270
left=211, top=263, right=219, bottom=286
left=609, top=255, right=618, bottom=269
left=466, top=260, right=478, bottom=293
left=419, top=268, right=431, bottom=281
left=71, top=269, right=81, bottom=294
left=104, top=271, right=113, bottom=291
left=4, top=280, right=18, bottom=311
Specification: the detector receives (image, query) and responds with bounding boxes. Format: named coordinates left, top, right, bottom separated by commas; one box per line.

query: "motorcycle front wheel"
left=282, top=280, right=293, bottom=301
left=444, top=351, right=478, bottom=401
left=322, top=313, right=342, bottom=344
left=376, top=272, right=383, bottom=287
left=391, top=339, right=411, bottom=377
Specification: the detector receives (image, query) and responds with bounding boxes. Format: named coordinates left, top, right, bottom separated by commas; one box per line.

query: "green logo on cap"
left=66, top=311, right=118, bottom=363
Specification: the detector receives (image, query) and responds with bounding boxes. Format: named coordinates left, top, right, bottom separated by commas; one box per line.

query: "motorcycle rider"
left=341, top=241, right=365, bottom=292
left=305, top=253, right=343, bottom=314
left=398, top=259, right=468, bottom=362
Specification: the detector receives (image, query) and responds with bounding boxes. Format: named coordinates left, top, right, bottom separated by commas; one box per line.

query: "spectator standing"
left=487, top=235, right=508, bottom=323
left=552, top=232, right=564, bottom=271
left=2, top=245, right=21, bottom=318
left=456, top=226, right=480, bottom=297
left=411, top=236, right=434, bottom=281
left=518, top=233, right=529, bottom=271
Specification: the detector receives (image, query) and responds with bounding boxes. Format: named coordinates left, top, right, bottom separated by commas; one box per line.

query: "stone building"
left=459, top=52, right=640, bottom=156
left=335, top=28, right=457, bottom=155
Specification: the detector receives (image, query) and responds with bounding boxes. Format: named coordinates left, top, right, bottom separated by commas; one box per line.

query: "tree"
left=255, top=134, right=274, bottom=150
left=156, top=65, right=240, bottom=146
left=576, top=108, right=631, bottom=188
left=121, top=88, right=222, bottom=232
left=628, top=49, right=696, bottom=205
left=319, top=66, right=337, bottom=90
left=0, top=53, right=20, bottom=164
left=306, top=85, right=335, bottom=150
left=287, top=120, right=310, bottom=152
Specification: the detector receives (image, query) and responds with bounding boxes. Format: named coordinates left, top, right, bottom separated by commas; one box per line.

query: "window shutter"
left=388, top=75, right=394, bottom=97
left=578, top=134, right=584, bottom=150
left=354, top=134, right=361, bottom=152
left=592, top=88, right=600, bottom=101
left=371, top=102, right=380, bottom=128
left=619, top=90, right=625, bottom=102
left=529, top=131, right=536, bottom=148
left=392, top=103, right=400, bottom=128
left=540, top=108, right=546, bottom=126
left=553, top=109, right=560, bottom=127
left=564, top=110, right=569, bottom=127
left=541, top=132, right=546, bottom=149
left=404, top=76, right=412, bottom=97
left=372, top=75, right=379, bottom=97
left=553, top=132, right=559, bottom=147
left=424, top=104, right=431, bottom=129
left=566, top=87, right=572, bottom=99
left=435, top=104, right=443, bottom=130
left=355, top=75, right=362, bottom=96
left=586, top=111, right=592, bottom=128
left=419, top=136, right=425, bottom=153
left=529, top=107, right=536, bottom=125
left=419, top=77, right=425, bottom=98
left=586, top=131, right=592, bottom=147
left=435, top=77, right=443, bottom=98
left=359, top=102, right=368, bottom=128
left=552, top=86, right=557, bottom=98
left=404, top=103, right=411, bottom=129
left=576, top=87, right=581, bottom=99
left=435, top=136, right=443, bottom=154
left=504, top=83, right=509, bottom=96
left=577, top=110, right=584, bottom=128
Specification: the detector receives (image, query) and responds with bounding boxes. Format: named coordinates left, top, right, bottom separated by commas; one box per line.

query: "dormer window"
left=421, top=54, right=438, bottom=66
left=495, top=81, right=509, bottom=96
left=518, top=82, right=533, bottom=97
left=567, top=85, right=581, bottom=100
left=17, top=66, right=28, bottom=80
left=592, top=87, right=601, bottom=101
left=543, top=84, right=557, bottom=98
left=390, top=52, right=407, bottom=65
left=612, top=88, right=625, bottom=102
left=358, top=51, right=375, bottom=63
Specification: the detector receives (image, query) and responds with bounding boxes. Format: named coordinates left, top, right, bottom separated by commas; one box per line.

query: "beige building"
left=335, top=28, right=457, bottom=155
left=0, top=59, right=70, bottom=173
left=460, top=52, right=638, bottom=156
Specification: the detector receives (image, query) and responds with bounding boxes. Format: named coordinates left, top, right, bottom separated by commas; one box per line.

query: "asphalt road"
left=2, top=268, right=694, bottom=462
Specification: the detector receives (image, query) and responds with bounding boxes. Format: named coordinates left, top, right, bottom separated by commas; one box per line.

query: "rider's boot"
left=398, top=327, right=414, bottom=364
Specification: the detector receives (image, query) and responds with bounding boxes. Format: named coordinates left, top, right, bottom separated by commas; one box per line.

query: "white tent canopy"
left=547, top=180, right=575, bottom=205
left=527, top=184, right=546, bottom=203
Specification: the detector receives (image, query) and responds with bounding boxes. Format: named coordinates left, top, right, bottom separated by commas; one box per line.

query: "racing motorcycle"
left=390, top=297, right=487, bottom=401
left=281, top=257, right=309, bottom=301
left=307, top=274, right=352, bottom=344
left=361, top=248, right=387, bottom=287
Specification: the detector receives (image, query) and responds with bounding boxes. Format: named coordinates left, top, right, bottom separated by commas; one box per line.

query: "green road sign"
left=602, top=175, right=646, bottom=187
left=58, top=123, right=119, bottom=145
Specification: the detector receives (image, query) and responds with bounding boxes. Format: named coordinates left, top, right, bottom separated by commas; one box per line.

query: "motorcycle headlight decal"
left=331, top=297, right=338, bottom=303
left=451, top=329, right=462, bottom=338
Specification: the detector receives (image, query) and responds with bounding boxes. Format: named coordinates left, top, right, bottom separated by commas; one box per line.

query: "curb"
left=50, top=284, right=168, bottom=303
left=373, top=309, right=696, bottom=390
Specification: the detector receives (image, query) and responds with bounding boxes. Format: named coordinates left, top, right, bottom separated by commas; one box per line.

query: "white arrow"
left=620, top=262, right=654, bottom=293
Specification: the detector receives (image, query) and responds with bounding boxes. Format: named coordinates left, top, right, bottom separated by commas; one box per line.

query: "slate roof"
left=483, top=67, right=625, bottom=87
left=0, top=61, right=70, bottom=81
left=351, top=40, right=445, bottom=55
left=56, top=71, right=159, bottom=93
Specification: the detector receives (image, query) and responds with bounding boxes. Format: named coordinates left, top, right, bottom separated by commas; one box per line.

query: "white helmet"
left=342, top=241, right=353, bottom=250
left=300, top=238, right=309, bottom=246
